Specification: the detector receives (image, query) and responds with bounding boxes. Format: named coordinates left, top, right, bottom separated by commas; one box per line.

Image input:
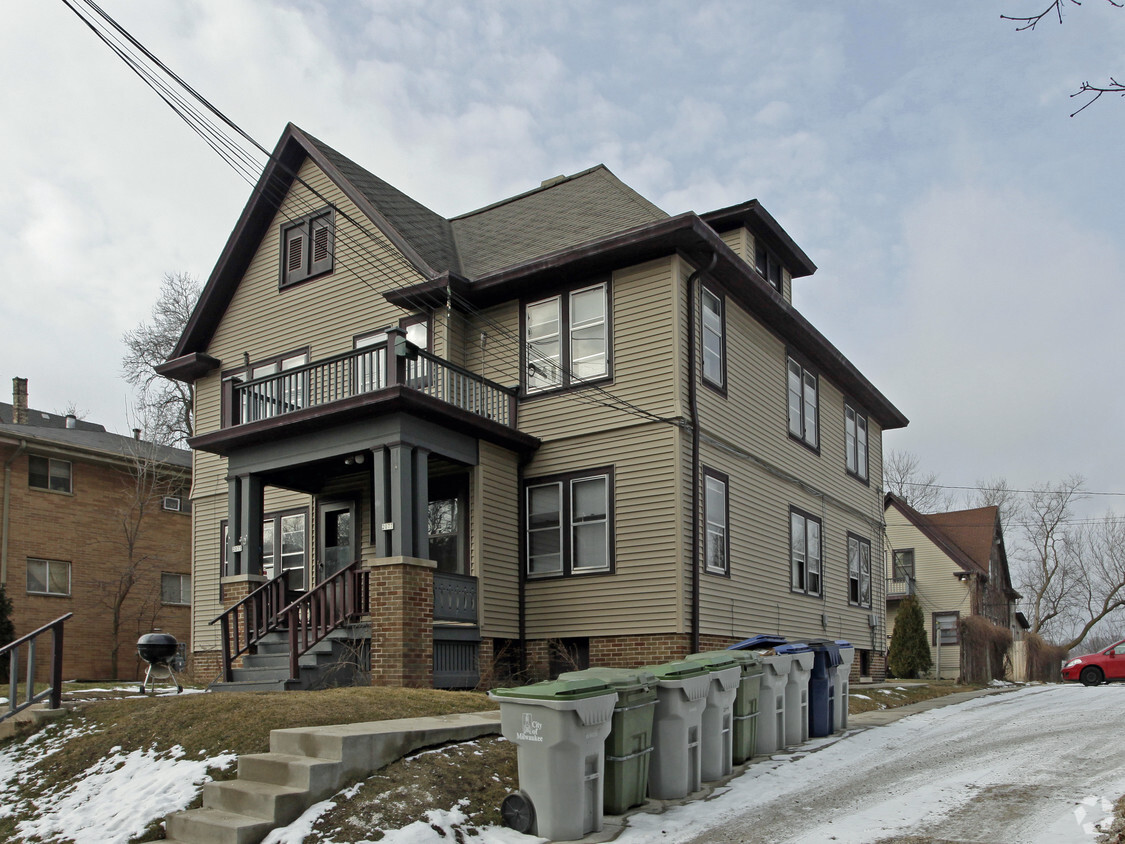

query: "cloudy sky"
left=2, top=1, right=1123, bottom=514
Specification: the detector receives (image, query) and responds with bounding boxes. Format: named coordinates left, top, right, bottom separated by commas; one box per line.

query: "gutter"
left=686, top=251, right=717, bottom=654
left=2, top=439, right=28, bottom=586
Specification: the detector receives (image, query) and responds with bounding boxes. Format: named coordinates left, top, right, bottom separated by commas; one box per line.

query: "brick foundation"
left=366, top=556, right=434, bottom=688
left=189, top=650, right=223, bottom=685
left=220, top=575, right=267, bottom=607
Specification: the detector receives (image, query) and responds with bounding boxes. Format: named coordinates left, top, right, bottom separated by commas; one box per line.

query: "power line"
left=895, top=479, right=1125, bottom=498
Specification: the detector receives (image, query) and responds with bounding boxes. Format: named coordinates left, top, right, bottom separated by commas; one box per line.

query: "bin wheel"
left=500, top=791, right=535, bottom=834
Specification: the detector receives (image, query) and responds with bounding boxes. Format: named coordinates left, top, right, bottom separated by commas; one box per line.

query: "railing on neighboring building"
left=224, top=332, right=516, bottom=429
left=886, top=574, right=916, bottom=598
left=1, top=613, right=72, bottom=723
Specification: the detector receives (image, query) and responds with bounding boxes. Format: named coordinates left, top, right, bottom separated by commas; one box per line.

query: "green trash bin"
left=723, top=649, right=763, bottom=764
left=489, top=676, right=618, bottom=840
left=560, top=667, right=658, bottom=814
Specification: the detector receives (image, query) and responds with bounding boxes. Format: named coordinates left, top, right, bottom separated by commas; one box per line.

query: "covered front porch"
left=189, top=330, right=537, bottom=690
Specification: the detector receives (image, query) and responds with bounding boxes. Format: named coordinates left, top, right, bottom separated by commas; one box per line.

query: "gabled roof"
left=161, top=125, right=908, bottom=430
left=884, top=493, right=1004, bottom=578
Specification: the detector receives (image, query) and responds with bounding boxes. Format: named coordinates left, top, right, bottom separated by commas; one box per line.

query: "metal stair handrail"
left=209, top=571, right=290, bottom=683
left=1, top=612, right=72, bottom=723
left=281, top=560, right=370, bottom=681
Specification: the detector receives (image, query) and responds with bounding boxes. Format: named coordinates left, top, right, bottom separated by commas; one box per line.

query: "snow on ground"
left=0, top=716, right=236, bottom=844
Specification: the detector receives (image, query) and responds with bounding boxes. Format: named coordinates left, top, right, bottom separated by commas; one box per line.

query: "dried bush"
left=960, top=616, right=1012, bottom=683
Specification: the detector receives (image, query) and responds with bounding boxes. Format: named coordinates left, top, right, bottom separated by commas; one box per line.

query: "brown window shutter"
left=286, top=227, right=306, bottom=280
left=309, top=215, right=333, bottom=276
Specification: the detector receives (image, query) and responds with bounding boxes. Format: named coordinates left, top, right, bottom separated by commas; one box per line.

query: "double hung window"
left=525, top=282, right=608, bottom=393
left=703, top=469, right=729, bottom=575
left=280, top=208, right=333, bottom=288
left=787, top=357, right=818, bottom=449
left=845, top=403, right=869, bottom=480
left=790, top=509, right=822, bottom=595
left=892, top=549, right=915, bottom=581
left=701, top=287, right=725, bottom=389
left=29, top=456, right=72, bottom=493
left=27, top=557, right=70, bottom=596
left=526, top=470, right=612, bottom=577
left=848, top=534, right=872, bottom=607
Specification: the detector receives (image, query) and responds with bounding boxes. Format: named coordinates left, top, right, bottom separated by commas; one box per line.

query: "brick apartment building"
left=1, top=377, right=192, bottom=681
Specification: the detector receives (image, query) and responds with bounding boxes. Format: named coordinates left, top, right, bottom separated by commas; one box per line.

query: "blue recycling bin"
left=728, top=634, right=788, bottom=651
left=799, top=639, right=842, bottom=737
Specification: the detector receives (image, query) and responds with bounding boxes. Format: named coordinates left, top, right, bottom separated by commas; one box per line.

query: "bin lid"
left=557, top=667, right=658, bottom=693
left=642, top=660, right=711, bottom=681
left=490, top=675, right=614, bottom=701
left=710, top=648, right=762, bottom=671
left=728, top=634, right=788, bottom=650
left=834, top=639, right=853, bottom=649
left=774, top=642, right=812, bottom=654
left=684, top=651, right=740, bottom=672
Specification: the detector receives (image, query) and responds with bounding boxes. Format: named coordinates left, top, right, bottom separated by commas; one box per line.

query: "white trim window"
left=701, top=287, right=724, bottom=388
left=27, top=557, right=71, bottom=596
left=787, top=357, right=818, bottom=448
left=790, top=510, right=821, bottom=595
left=845, top=403, right=869, bottom=480
left=848, top=534, right=872, bottom=607
left=161, top=572, right=192, bottom=605
left=526, top=470, right=613, bottom=577
left=703, top=470, right=729, bottom=574
left=525, top=282, right=608, bottom=392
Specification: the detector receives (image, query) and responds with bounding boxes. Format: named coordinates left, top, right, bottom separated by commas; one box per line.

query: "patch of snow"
left=849, top=693, right=871, bottom=700
left=14, top=743, right=236, bottom=844
left=262, top=797, right=337, bottom=844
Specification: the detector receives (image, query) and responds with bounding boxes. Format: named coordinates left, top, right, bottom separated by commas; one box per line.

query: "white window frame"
left=27, top=557, right=71, bottom=596
left=790, top=509, right=822, bottom=596
left=161, top=572, right=192, bottom=605
left=787, top=357, right=819, bottom=449
left=525, top=282, right=608, bottom=393
left=848, top=534, right=872, bottom=607
left=701, top=287, right=724, bottom=388
left=845, top=403, right=869, bottom=480
left=526, top=470, right=612, bottom=577
left=703, top=470, right=729, bottom=575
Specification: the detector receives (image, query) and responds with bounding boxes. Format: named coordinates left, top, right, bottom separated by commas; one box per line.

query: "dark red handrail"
left=1, top=612, right=72, bottom=723
left=283, top=561, right=370, bottom=680
left=209, top=572, right=290, bottom=683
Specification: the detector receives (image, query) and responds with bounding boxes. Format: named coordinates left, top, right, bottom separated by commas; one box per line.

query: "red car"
left=1062, top=640, right=1125, bottom=686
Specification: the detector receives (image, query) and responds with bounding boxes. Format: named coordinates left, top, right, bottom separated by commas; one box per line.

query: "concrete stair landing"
left=163, top=710, right=501, bottom=844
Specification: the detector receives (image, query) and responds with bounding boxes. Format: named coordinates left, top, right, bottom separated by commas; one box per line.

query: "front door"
left=318, top=501, right=356, bottom=582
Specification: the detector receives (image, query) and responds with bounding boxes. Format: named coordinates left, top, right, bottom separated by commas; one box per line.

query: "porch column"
left=371, top=443, right=429, bottom=558
left=413, top=446, right=430, bottom=561
left=229, top=473, right=263, bottom=576
left=371, top=447, right=390, bottom=556
left=364, top=555, right=435, bottom=688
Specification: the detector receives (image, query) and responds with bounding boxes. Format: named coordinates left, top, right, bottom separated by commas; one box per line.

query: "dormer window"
left=280, top=208, right=334, bottom=289
left=755, top=242, right=784, bottom=293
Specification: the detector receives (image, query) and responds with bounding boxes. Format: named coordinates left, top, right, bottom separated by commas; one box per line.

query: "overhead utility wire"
left=65, top=0, right=677, bottom=428
left=896, top=479, right=1125, bottom=498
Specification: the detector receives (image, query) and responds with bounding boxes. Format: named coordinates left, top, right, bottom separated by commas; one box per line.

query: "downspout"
left=686, top=252, right=717, bottom=654
left=2, top=440, right=28, bottom=586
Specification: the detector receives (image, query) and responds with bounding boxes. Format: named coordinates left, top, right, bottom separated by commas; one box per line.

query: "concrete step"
left=203, top=779, right=308, bottom=825
left=164, top=807, right=273, bottom=844
left=237, top=752, right=340, bottom=799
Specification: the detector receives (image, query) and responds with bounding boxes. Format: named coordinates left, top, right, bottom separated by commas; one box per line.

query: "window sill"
left=29, top=487, right=74, bottom=497
left=787, top=433, right=820, bottom=456
left=846, top=470, right=870, bottom=486
left=704, top=566, right=730, bottom=578
left=26, top=591, right=71, bottom=598
left=789, top=588, right=823, bottom=599
left=526, top=568, right=613, bottom=580
left=521, top=375, right=613, bottom=401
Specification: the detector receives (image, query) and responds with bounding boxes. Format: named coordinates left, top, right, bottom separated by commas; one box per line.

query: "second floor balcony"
left=887, top=574, right=916, bottom=600
left=190, top=329, right=538, bottom=456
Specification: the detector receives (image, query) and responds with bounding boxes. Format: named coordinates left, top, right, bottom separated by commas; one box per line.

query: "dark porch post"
left=229, top=473, right=264, bottom=575
left=388, top=443, right=415, bottom=557
left=413, top=446, right=430, bottom=561
left=372, top=446, right=390, bottom=556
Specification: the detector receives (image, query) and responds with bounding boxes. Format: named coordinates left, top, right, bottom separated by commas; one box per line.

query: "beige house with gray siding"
left=884, top=494, right=1020, bottom=680
left=159, top=124, right=907, bottom=689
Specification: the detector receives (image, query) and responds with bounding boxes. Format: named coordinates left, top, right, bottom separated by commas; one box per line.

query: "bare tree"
left=883, top=450, right=953, bottom=513
left=969, top=476, right=1022, bottom=537
left=1002, top=0, right=1125, bottom=115
left=1059, top=512, right=1125, bottom=650
left=94, top=436, right=185, bottom=678
left=122, top=272, right=200, bottom=446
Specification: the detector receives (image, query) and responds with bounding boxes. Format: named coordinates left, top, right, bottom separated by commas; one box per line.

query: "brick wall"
left=366, top=557, right=434, bottom=688
left=0, top=444, right=191, bottom=681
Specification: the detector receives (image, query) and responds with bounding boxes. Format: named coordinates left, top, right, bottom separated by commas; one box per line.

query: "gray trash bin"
left=489, top=677, right=618, bottom=840
left=834, top=640, right=855, bottom=731
left=642, top=660, right=711, bottom=800
left=684, top=651, right=741, bottom=781
left=774, top=643, right=814, bottom=747
left=756, top=651, right=794, bottom=755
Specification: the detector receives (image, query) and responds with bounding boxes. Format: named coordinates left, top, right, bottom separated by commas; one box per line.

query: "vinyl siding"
left=885, top=506, right=973, bottom=679
left=717, top=226, right=792, bottom=303
left=189, top=155, right=426, bottom=651
left=523, top=423, right=683, bottom=638
left=475, top=440, right=520, bottom=637
left=693, top=274, right=886, bottom=649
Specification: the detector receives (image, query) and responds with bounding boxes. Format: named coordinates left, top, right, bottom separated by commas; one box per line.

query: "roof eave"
left=701, top=201, right=817, bottom=278
left=156, top=352, right=221, bottom=383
